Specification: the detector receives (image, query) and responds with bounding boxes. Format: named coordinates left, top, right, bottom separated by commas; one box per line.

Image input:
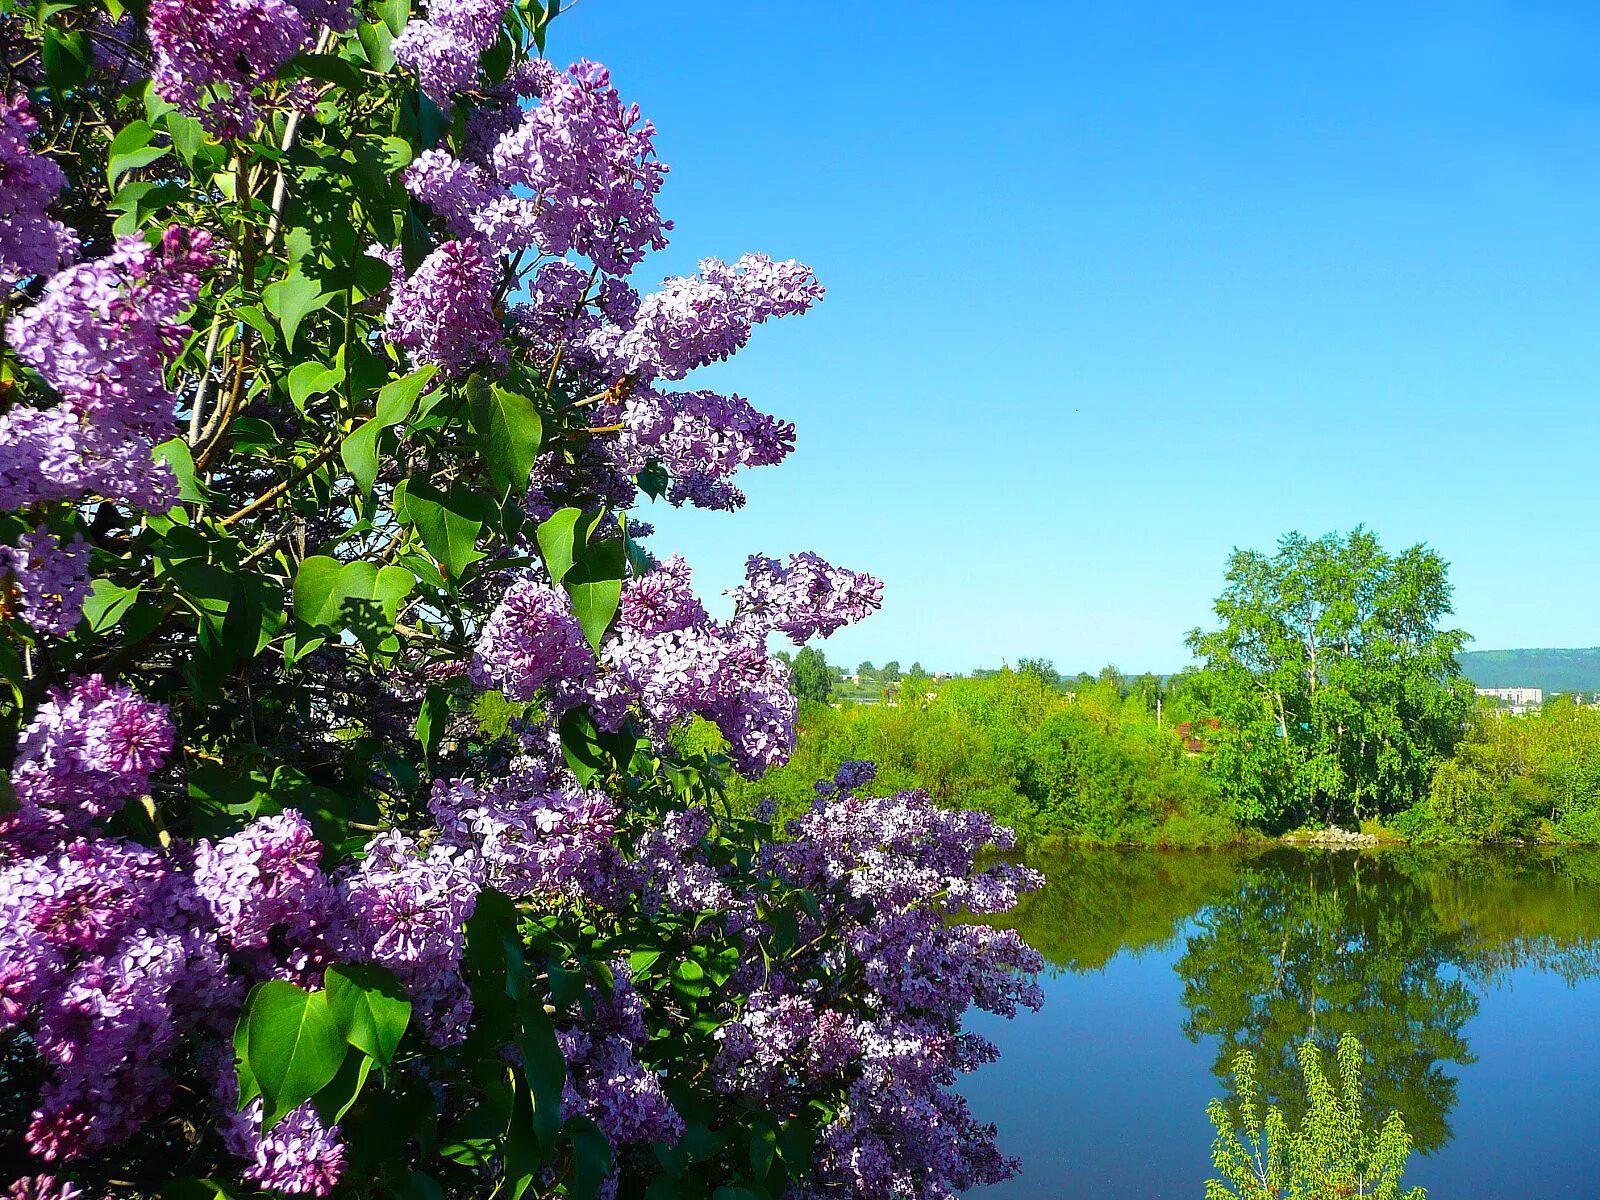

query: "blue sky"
left=558, top=0, right=1600, bottom=675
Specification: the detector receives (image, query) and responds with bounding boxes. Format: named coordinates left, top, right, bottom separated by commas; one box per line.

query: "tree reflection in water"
left=982, top=845, right=1600, bottom=1156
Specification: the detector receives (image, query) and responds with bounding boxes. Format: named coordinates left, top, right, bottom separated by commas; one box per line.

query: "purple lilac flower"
left=586, top=255, right=823, bottom=380
left=0, top=95, right=75, bottom=292
left=634, top=806, right=730, bottom=913
left=6, top=677, right=174, bottom=848
left=147, top=0, right=347, bottom=135
left=2, top=227, right=213, bottom=511
left=614, top=387, right=795, bottom=512
left=193, top=812, right=336, bottom=979
left=392, top=0, right=510, bottom=109
left=5, top=1177, right=82, bottom=1200
left=558, top=965, right=683, bottom=1158
left=730, top=551, right=885, bottom=645
left=335, top=831, right=483, bottom=1046
left=2, top=527, right=90, bottom=637
left=429, top=756, right=623, bottom=903
left=470, top=579, right=596, bottom=703
left=403, top=149, right=541, bottom=254
left=493, top=60, right=670, bottom=276
left=384, top=239, right=504, bottom=375
left=0, top=406, right=180, bottom=512
left=217, top=1071, right=347, bottom=1198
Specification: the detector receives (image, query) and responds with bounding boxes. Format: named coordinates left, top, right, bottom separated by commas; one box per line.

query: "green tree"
left=857, top=660, right=875, bottom=678
left=790, top=645, right=834, bottom=705
left=1187, top=528, right=1472, bottom=828
left=883, top=660, right=902, bottom=681
left=910, top=661, right=926, bottom=677
left=1206, top=1034, right=1425, bottom=1200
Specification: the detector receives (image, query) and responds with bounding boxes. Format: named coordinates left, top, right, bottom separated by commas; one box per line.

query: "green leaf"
left=535, top=508, right=582, bottom=586
left=341, top=366, right=434, bottom=493
left=154, top=437, right=206, bottom=504
left=263, top=273, right=332, bottom=350
left=519, top=994, right=566, bottom=1148
left=325, top=963, right=412, bottom=1069
left=162, top=1180, right=234, bottom=1200
left=244, top=981, right=348, bottom=1129
left=416, top=684, right=447, bottom=759
left=234, top=987, right=262, bottom=1110
left=564, top=1115, right=614, bottom=1200
left=467, top=378, right=543, bottom=495
left=288, top=362, right=345, bottom=411
left=558, top=707, right=607, bottom=786
left=313, top=1049, right=374, bottom=1125
left=293, top=556, right=347, bottom=629
left=42, top=27, right=92, bottom=91
left=82, top=580, right=141, bottom=633
left=563, top=538, right=626, bottom=651
left=396, top=479, right=486, bottom=580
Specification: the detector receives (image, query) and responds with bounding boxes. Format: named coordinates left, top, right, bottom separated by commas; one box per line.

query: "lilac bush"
left=0, top=3, right=1041, bottom=1197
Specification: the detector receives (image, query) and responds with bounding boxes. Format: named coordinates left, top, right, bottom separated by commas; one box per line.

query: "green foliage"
left=1188, top=528, right=1473, bottom=830
left=789, top=646, right=834, bottom=705
left=1206, top=1035, right=1425, bottom=1200
left=1398, top=697, right=1600, bottom=844
left=731, top=668, right=1235, bottom=846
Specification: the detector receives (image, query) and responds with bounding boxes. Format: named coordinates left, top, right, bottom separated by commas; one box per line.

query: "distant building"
left=1176, top=718, right=1220, bottom=754
left=1475, top=686, right=1543, bottom=716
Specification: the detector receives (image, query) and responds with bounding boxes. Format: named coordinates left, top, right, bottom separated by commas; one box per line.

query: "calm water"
left=964, top=848, right=1600, bottom=1198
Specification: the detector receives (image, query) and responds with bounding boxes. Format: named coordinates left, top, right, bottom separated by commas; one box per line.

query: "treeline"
left=708, top=659, right=1600, bottom=848
left=715, top=663, right=1243, bottom=847
left=730, top=529, right=1600, bottom=846
left=1401, top=696, right=1600, bottom=844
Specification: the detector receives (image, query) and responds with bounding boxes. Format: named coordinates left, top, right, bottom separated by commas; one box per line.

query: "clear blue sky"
left=558, top=0, right=1600, bottom=675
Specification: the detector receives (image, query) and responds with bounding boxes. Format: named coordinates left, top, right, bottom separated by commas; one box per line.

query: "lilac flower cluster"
left=1, top=226, right=212, bottom=516
left=586, top=254, right=824, bottom=381
left=492, top=60, right=670, bottom=276
left=383, top=239, right=505, bottom=375
left=731, top=552, right=886, bottom=645
left=590, top=556, right=800, bottom=775
left=393, top=0, right=510, bottom=110
left=471, top=551, right=879, bottom=775
left=557, top=965, right=683, bottom=1154
left=147, top=0, right=352, bottom=134
left=1, top=527, right=90, bottom=638
left=615, top=387, right=795, bottom=512
left=334, top=830, right=483, bottom=1046
left=429, top=752, right=622, bottom=903
left=0, top=676, right=483, bottom=1185
left=710, top=767, right=1045, bottom=1200
left=0, top=94, right=74, bottom=293
left=469, top=579, right=595, bottom=702
left=6, top=676, right=174, bottom=851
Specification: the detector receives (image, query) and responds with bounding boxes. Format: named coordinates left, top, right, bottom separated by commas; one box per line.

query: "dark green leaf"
left=82, top=580, right=140, bottom=634
left=467, top=378, right=543, bottom=494
left=564, top=1115, right=614, bottom=1200
left=154, top=437, right=206, bottom=504
left=396, top=479, right=486, bottom=580
left=519, top=994, right=566, bottom=1148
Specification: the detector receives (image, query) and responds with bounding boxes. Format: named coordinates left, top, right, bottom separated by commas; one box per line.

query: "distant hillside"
left=1457, top=648, right=1600, bottom=694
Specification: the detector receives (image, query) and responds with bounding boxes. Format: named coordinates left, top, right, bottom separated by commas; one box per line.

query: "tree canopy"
left=1187, top=528, right=1473, bottom=829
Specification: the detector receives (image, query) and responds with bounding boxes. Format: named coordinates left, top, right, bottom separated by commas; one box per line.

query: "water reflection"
left=986, top=847, right=1600, bottom=1159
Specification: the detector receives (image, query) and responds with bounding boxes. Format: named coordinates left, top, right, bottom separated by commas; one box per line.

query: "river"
left=963, top=848, right=1600, bottom=1198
